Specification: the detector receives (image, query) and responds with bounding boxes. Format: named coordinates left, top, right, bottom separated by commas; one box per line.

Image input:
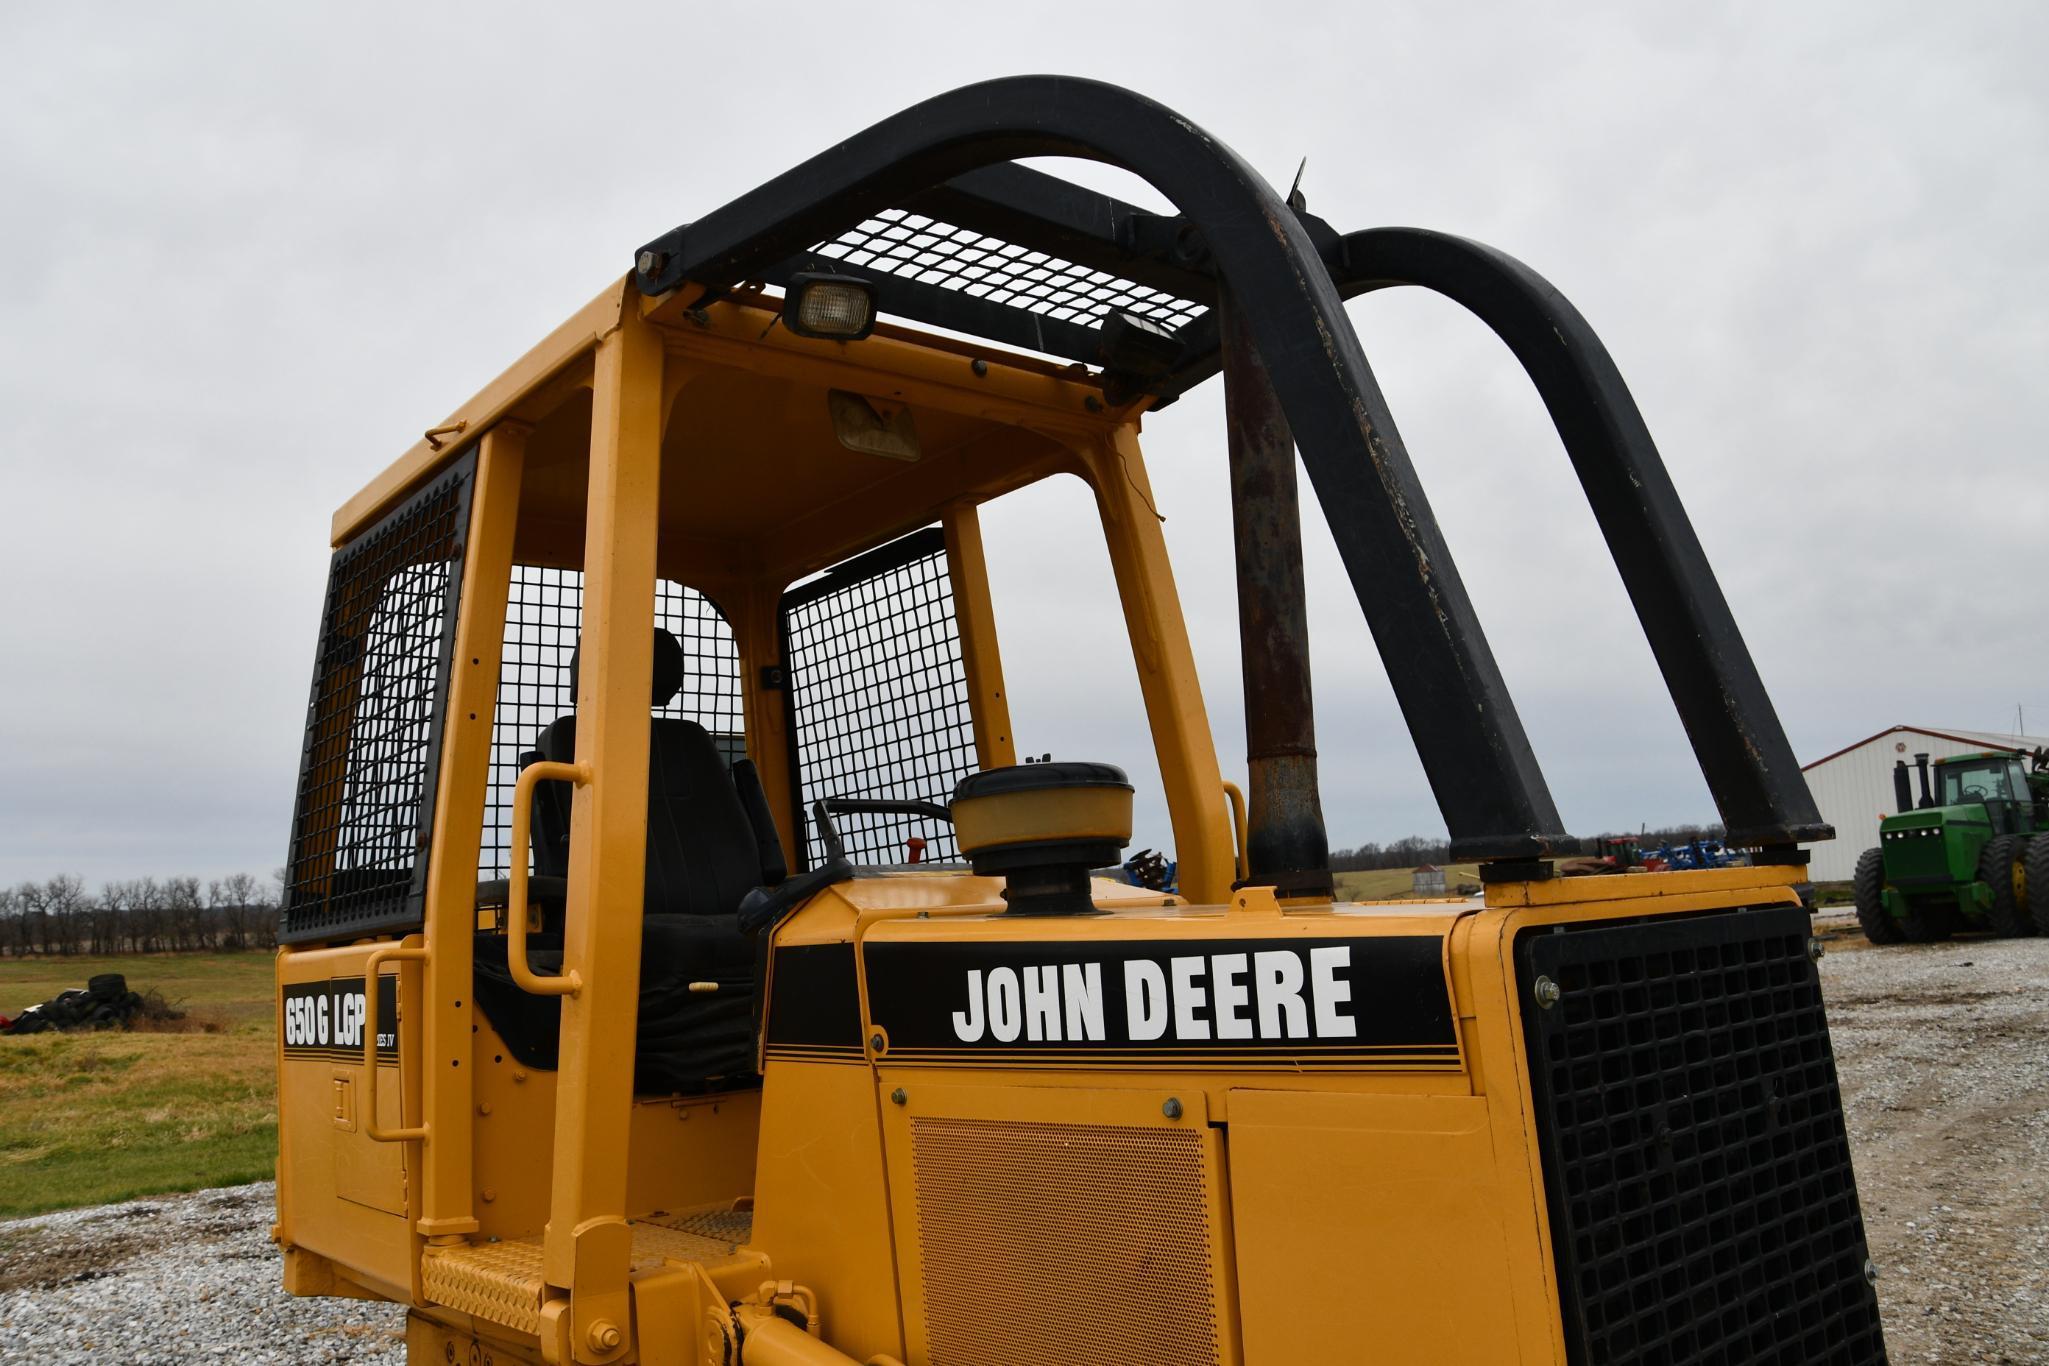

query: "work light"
left=784, top=273, right=878, bottom=340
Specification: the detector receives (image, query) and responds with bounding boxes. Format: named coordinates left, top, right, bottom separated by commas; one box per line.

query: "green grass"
left=0, top=952, right=276, bottom=1218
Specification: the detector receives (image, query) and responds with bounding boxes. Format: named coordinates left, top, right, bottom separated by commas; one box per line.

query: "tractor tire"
left=1982, top=835, right=2035, bottom=937
left=1897, top=896, right=1953, bottom=943
left=1853, top=848, right=1904, bottom=944
left=2029, top=836, right=2049, bottom=936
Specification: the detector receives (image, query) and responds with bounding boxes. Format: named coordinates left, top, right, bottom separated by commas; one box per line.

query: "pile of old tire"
left=0, top=973, right=151, bottom=1034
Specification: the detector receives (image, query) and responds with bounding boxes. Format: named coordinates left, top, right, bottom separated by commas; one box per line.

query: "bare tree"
left=164, top=876, right=204, bottom=951
left=93, top=881, right=131, bottom=955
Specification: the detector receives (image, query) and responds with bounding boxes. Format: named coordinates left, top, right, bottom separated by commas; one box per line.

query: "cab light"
left=785, top=272, right=878, bottom=340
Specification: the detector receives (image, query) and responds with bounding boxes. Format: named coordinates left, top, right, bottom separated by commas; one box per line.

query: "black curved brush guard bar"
left=634, top=75, right=1827, bottom=860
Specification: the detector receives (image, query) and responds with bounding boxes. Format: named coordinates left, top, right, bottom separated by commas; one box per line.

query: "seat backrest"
left=528, top=630, right=767, bottom=917
left=644, top=718, right=762, bottom=917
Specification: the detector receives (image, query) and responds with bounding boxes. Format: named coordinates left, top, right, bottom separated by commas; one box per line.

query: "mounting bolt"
left=1084, top=395, right=1104, bottom=412
left=588, top=1319, right=623, bottom=1353
left=1807, top=936, right=1825, bottom=962
left=636, top=250, right=663, bottom=277
left=971, top=358, right=989, bottom=377
left=870, top=1031, right=886, bottom=1054
left=481, top=1188, right=496, bottom=1203
left=444, top=1344, right=456, bottom=1363
left=890, top=1087, right=907, bottom=1106
left=1864, top=1258, right=1879, bottom=1284
left=1533, top=975, right=1562, bottom=1010
left=1162, top=1097, right=1184, bottom=1120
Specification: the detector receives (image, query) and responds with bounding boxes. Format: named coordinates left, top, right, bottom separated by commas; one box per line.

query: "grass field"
left=0, top=952, right=275, bottom=1218
left=1333, top=863, right=1484, bottom=901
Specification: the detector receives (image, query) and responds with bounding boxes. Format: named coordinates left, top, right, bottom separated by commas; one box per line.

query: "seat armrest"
left=737, top=859, right=854, bottom=936
left=475, top=876, right=569, bottom=911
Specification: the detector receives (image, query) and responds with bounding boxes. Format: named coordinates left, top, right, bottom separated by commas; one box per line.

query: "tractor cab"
left=272, top=76, right=1884, bottom=1366
left=1935, top=751, right=2039, bottom=834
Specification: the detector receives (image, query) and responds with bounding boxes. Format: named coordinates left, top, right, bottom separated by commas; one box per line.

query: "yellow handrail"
left=363, top=943, right=429, bottom=1144
left=1221, top=780, right=1249, bottom=883
left=508, top=759, right=589, bottom=997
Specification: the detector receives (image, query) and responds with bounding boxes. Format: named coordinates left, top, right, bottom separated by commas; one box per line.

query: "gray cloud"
left=3, top=2, right=2045, bottom=885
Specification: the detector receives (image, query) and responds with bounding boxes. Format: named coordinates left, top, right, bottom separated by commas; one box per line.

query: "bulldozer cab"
left=274, top=77, right=1885, bottom=1366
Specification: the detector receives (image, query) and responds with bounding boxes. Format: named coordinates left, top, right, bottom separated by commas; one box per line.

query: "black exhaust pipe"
left=1892, top=759, right=1914, bottom=814
left=1915, top=753, right=1936, bottom=809
left=1219, top=286, right=1333, bottom=900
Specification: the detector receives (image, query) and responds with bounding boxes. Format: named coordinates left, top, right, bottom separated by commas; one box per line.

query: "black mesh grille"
left=1517, top=906, right=1887, bottom=1366
left=479, top=568, right=745, bottom=879
left=781, top=528, right=973, bottom=868
left=809, top=209, right=1208, bottom=335
left=282, top=455, right=475, bottom=944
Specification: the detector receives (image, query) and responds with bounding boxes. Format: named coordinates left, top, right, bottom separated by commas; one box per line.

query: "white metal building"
left=1800, top=725, right=2049, bottom=880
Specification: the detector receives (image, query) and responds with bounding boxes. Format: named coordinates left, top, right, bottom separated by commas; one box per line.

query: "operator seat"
left=528, top=630, right=772, bottom=917
left=474, top=627, right=786, bottom=1094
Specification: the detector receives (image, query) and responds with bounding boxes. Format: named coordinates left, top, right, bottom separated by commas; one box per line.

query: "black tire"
left=1853, top=848, right=1904, bottom=944
left=2029, top=835, right=2049, bottom=936
left=1897, top=895, right=1953, bottom=943
left=87, top=973, right=127, bottom=1000
left=1982, top=835, right=2034, bottom=937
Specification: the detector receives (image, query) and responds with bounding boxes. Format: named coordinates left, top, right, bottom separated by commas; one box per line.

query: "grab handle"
left=363, top=943, right=428, bottom=1144
left=1221, top=780, right=1249, bottom=883
left=509, top=760, right=589, bottom=997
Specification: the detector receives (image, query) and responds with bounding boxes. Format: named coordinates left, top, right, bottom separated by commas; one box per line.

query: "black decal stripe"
left=877, top=1050, right=1461, bottom=1071
left=765, top=942, right=864, bottom=1050
left=863, top=935, right=1460, bottom=1063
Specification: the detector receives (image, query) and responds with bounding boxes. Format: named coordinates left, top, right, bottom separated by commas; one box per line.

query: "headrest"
left=567, top=629, right=686, bottom=708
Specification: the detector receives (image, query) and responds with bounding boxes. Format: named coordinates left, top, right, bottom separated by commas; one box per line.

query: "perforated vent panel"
left=282, top=454, right=474, bottom=944
left=810, top=208, right=1209, bottom=335
left=781, top=528, right=973, bottom=868
left=1518, top=907, right=1888, bottom=1365
left=910, top=1117, right=1220, bottom=1366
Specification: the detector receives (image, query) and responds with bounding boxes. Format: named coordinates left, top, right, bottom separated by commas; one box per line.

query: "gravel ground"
left=0, top=1183, right=402, bottom=1363
left=1, top=920, right=2043, bottom=1364
left=1816, top=912, right=2049, bottom=1364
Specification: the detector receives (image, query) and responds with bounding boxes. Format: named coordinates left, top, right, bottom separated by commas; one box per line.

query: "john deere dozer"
left=273, top=77, right=1886, bottom=1364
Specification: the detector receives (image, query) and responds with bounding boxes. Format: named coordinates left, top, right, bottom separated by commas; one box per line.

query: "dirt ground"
left=1814, top=910, right=2049, bottom=1363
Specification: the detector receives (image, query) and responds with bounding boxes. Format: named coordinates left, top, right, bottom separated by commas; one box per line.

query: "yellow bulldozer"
left=273, top=77, right=1887, bottom=1365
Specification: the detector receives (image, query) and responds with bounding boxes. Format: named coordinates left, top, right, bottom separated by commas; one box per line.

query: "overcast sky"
left=3, top=3, right=2046, bottom=888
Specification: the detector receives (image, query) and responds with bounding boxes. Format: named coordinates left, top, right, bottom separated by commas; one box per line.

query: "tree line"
left=0, top=873, right=281, bottom=957
left=1330, top=823, right=1728, bottom=871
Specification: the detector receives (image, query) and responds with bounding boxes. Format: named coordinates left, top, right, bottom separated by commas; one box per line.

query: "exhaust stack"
left=1892, top=759, right=1914, bottom=814
left=1915, top=753, right=1936, bottom=809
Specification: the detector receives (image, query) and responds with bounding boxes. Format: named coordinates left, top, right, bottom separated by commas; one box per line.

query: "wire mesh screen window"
left=782, top=528, right=975, bottom=867
left=810, top=209, right=1208, bottom=335
left=478, top=569, right=745, bottom=879
left=281, top=455, right=474, bottom=944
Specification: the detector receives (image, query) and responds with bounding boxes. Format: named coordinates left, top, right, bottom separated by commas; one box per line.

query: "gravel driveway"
left=2, top=917, right=2044, bottom=1363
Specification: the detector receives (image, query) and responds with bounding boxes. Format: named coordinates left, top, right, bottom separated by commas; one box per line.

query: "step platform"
left=421, top=1207, right=757, bottom=1336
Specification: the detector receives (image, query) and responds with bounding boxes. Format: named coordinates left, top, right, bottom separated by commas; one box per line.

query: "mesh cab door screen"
left=281, top=453, right=475, bottom=945
left=780, top=527, right=975, bottom=869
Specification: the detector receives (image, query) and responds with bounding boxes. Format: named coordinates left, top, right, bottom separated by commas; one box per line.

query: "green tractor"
left=1854, top=748, right=2049, bottom=942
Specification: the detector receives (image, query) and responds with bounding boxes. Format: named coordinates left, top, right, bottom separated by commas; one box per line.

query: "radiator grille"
left=910, top=1117, right=1219, bottom=1366
left=1518, top=907, right=1888, bottom=1365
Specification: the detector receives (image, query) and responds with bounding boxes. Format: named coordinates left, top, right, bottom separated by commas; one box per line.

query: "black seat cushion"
left=472, top=917, right=755, bottom=1093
